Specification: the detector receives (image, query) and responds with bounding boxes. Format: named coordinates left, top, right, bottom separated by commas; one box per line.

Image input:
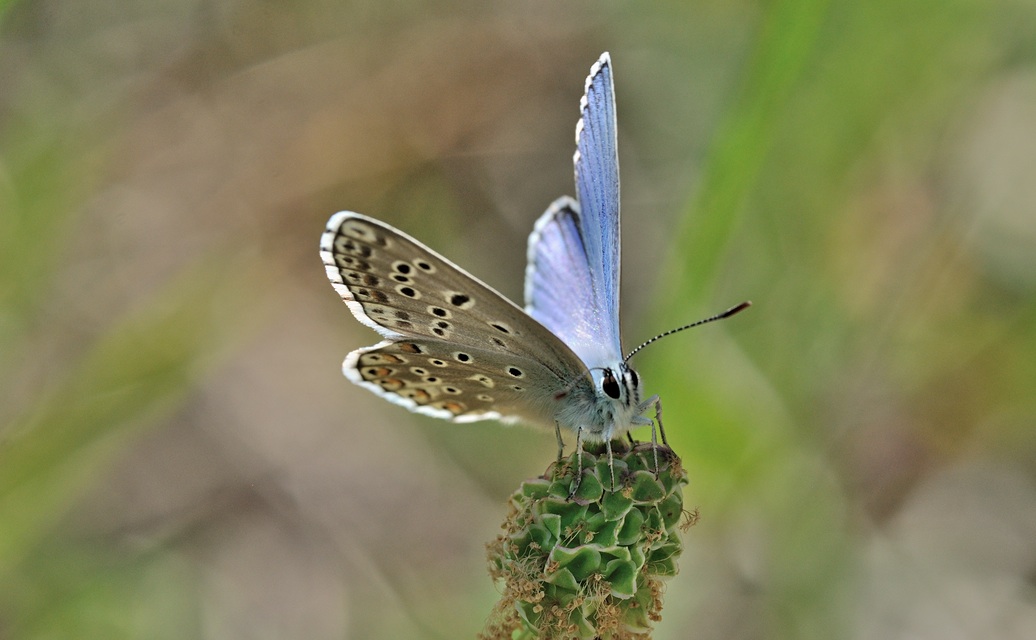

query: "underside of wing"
left=321, top=212, right=543, bottom=348
left=345, top=337, right=571, bottom=426
left=321, top=211, right=593, bottom=425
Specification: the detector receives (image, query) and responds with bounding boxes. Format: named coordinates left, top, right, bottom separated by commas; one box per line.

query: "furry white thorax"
left=552, top=362, right=649, bottom=442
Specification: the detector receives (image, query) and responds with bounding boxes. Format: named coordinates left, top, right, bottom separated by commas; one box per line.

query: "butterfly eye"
left=602, top=369, right=621, bottom=399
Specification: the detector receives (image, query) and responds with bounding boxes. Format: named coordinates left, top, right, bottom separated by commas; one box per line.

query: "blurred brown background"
left=2, top=0, right=1035, bottom=638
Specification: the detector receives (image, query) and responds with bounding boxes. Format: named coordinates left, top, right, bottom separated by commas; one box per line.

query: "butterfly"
left=320, top=52, right=749, bottom=492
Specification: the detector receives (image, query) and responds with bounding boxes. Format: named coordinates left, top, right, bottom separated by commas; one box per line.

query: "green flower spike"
left=482, top=442, right=691, bottom=640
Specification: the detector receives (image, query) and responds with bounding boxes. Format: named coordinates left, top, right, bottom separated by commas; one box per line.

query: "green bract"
left=482, top=444, right=691, bottom=640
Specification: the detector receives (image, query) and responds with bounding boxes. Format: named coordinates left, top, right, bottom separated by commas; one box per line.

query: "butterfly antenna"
left=624, top=301, right=752, bottom=362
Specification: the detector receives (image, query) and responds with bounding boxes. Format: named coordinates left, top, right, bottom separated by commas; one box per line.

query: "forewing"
left=571, top=52, right=623, bottom=366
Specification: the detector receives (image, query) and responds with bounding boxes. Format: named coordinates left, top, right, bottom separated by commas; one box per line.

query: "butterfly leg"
left=567, top=426, right=586, bottom=499
left=635, top=394, right=665, bottom=477
left=606, top=437, right=616, bottom=491
left=554, top=420, right=565, bottom=464
left=649, top=420, right=659, bottom=480
left=652, top=395, right=668, bottom=447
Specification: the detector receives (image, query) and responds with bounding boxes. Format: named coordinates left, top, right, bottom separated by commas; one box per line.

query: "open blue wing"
left=525, top=53, right=623, bottom=370
left=525, top=197, right=608, bottom=368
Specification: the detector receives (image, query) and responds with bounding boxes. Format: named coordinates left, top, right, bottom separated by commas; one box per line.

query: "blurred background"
left=2, top=0, right=1035, bottom=638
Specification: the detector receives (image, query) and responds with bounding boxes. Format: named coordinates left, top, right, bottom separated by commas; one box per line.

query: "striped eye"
left=602, top=368, right=621, bottom=399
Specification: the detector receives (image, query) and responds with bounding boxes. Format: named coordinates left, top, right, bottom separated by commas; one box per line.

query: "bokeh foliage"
left=1, top=0, right=1034, bottom=638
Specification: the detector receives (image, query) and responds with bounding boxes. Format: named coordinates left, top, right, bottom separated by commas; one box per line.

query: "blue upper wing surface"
left=525, top=198, right=606, bottom=367
left=525, top=53, right=623, bottom=369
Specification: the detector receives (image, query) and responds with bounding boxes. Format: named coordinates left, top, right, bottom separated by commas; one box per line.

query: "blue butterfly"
left=321, top=52, right=749, bottom=489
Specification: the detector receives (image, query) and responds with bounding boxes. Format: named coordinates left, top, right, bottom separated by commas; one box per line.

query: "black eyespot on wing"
left=338, top=257, right=371, bottom=271
left=507, top=367, right=524, bottom=378
left=444, top=292, right=474, bottom=310
left=333, top=237, right=371, bottom=259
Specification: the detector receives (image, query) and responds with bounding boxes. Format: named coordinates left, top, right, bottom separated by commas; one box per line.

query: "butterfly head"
left=594, top=363, right=642, bottom=412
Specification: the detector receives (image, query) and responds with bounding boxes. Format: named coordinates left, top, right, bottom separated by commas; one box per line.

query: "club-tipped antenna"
left=624, top=301, right=752, bottom=363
